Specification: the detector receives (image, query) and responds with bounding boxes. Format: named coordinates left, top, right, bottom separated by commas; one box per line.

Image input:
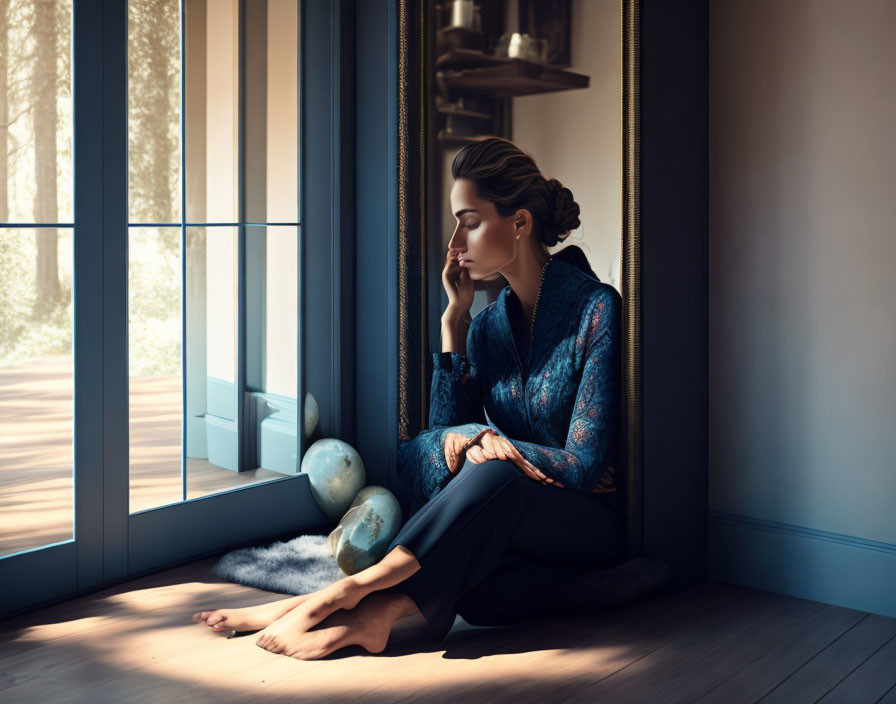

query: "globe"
left=328, top=486, right=403, bottom=575
left=302, top=438, right=366, bottom=520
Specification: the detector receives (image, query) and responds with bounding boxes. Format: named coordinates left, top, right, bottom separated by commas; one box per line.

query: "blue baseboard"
left=708, top=511, right=896, bottom=619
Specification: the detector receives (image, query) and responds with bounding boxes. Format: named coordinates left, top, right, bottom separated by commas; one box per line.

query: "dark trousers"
left=381, top=457, right=626, bottom=642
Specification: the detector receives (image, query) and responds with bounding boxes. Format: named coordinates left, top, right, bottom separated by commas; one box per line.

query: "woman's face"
left=448, top=178, right=525, bottom=281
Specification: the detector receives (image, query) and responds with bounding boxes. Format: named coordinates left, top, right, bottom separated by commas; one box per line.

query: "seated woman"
left=192, top=136, right=666, bottom=660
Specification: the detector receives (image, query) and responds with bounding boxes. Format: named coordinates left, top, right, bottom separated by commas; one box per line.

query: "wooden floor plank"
left=877, top=681, right=896, bottom=703
left=757, top=614, right=896, bottom=703
left=0, top=586, right=290, bottom=699
left=816, top=629, right=896, bottom=704
left=0, top=556, right=248, bottom=648
left=2, top=554, right=894, bottom=704
left=378, top=583, right=754, bottom=704
left=560, top=587, right=820, bottom=703
left=693, top=603, right=867, bottom=703
left=273, top=583, right=744, bottom=704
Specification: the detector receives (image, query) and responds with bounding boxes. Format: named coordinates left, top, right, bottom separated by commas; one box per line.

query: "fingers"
left=466, top=427, right=496, bottom=447
left=443, top=433, right=455, bottom=472
left=443, top=249, right=465, bottom=303
left=458, top=429, right=563, bottom=488
left=464, top=431, right=553, bottom=486
left=466, top=445, right=488, bottom=463
left=479, top=433, right=509, bottom=461
left=504, top=444, right=556, bottom=486
left=444, top=432, right=468, bottom=474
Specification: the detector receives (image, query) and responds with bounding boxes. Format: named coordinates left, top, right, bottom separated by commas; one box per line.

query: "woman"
left=193, top=137, right=659, bottom=660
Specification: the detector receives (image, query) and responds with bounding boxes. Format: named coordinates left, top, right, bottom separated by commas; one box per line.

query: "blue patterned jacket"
left=397, top=256, right=622, bottom=513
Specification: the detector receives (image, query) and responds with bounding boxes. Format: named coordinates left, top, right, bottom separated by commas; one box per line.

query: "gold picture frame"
left=396, top=0, right=642, bottom=559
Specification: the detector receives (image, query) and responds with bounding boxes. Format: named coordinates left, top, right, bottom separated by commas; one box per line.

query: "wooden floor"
left=1, top=559, right=895, bottom=704
left=0, top=355, right=291, bottom=557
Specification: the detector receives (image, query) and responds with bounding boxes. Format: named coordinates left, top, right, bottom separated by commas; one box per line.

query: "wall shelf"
left=436, top=104, right=493, bottom=120
left=439, top=58, right=589, bottom=99
left=436, top=130, right=485, bottom=145
left=435, top=47, right=513, bottom=71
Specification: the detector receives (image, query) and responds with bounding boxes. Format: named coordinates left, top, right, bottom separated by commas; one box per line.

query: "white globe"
left=304, top=392, right=320, bottom=440
left=302, top=438, right=365, bottom=520
left=328, top=486, right=403, bottom=575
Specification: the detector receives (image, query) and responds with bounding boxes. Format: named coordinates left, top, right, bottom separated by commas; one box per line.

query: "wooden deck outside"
left=1, top=562, right=895, bottom=703
left=0, top=354, right=290, bottom=557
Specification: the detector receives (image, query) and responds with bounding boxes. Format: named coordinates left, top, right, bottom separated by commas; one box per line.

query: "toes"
left=206, top=612, right=225, bottom=626
left=257, top=634, right=283, bottom=654
left=192, top=611, right=208, bottom=622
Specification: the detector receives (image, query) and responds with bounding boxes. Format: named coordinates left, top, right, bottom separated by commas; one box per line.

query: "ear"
left=514, top=209, right=532, bottom=239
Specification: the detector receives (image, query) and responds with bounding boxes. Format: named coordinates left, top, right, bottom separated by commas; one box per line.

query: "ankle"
left=384, top=592, right=418, bottom=620
left=331, top=577, right=366, bottom=610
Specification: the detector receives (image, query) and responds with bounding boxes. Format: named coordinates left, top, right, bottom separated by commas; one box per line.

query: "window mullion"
left=236, top=0, right=248, bottom=471
left=101, top=0, right=129, bottom=583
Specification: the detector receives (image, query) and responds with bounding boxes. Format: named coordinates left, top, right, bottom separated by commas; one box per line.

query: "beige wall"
left=709, top=0, right=896, bottom=544
left=506, top=0, right=622, bottom=291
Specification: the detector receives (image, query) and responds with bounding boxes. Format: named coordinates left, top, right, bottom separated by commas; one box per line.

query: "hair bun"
left=544, top=178, right=581, bottom=246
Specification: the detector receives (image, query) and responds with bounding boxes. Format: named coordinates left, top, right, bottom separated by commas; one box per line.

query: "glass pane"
left=0, top=228, right=73, bottom=557
left=185, top=225, right=254, bottom=499
left=184, top=0, right=238, bottom=224
left=265, top=226, right=297, bottom=398
left=127, top=0, right=182, bottom=224
left=1, top=0, right=73, bottom=224
left=244, top=0, right=299, bottom=223
left=185, top=226, right=291, bottom=499
left=128, top=227, right=183, bottom=513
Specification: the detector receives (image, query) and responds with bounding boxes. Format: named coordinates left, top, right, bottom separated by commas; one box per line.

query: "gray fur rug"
left=211, top=534, right=344, bottom=595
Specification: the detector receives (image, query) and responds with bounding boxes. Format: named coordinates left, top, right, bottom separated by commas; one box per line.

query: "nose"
left=447, top=226, right=466, bottom=253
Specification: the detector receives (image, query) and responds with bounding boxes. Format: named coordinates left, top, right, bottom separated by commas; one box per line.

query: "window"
left=0, top=0, right=74, bottom=558
left=0, top=0, right=356, bottom=619
left=126, top=0, right=300, bottom=513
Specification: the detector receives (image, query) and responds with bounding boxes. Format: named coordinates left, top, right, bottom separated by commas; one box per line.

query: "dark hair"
left=451, top=136, right=599, bottom=280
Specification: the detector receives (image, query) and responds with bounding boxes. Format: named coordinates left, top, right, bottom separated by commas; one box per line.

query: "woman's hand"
left=466, top=431, right=566, bottom=489
left=444, top=427, right=495, bottom=475
left=443, top=432, right=470, bottom=475
left=442, top=247, right=474, bottom=313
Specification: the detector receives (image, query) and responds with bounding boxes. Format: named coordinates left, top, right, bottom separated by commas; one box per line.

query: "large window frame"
left=1, top=0, right=357, bottom=619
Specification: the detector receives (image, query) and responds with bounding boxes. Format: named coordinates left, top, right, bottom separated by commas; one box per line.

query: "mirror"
left=396, top=0, right=641, bottom=558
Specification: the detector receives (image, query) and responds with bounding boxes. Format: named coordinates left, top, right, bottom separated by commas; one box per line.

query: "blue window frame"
left=1, top=0, right=360, bottom=619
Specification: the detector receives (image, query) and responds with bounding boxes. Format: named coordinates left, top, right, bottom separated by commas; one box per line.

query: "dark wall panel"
left=640, top=0, right=709, bottom=587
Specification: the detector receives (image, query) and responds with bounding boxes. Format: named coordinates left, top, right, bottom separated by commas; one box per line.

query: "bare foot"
left=192, top=593, right=311, bottom=633
left=254, top=579, right=363, bottom=645
left=255, top=592, right=405, bottom=659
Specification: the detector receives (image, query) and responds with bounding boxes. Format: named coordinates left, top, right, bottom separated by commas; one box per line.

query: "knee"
left=455, top=458, right=524, bottom=494
left=458, top=457, right=520, bottom=481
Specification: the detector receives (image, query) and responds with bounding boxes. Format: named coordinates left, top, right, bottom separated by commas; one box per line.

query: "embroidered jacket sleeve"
left=491, top=289, right=621, bottom=494
left=396, top=315, right=491, bottom=507
left=427, top=314, right=488, bottom=427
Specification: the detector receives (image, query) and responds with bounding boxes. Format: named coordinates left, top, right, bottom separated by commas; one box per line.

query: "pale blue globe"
left=304, top=392, right=319, bottom=440
left=302, top=438, right=366, bottom=520
left=328, top=486, right=403, bottom=575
